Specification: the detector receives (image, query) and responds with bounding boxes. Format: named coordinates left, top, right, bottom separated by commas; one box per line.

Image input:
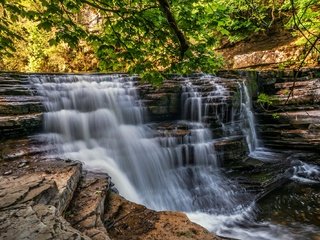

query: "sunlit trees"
left=0, top=0, right=319, bottom=74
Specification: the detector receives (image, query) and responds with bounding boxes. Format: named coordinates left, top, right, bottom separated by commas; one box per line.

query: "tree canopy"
left=0, top=0, right=319, bottom=78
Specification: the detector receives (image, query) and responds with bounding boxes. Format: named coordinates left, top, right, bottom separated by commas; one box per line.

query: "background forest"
left=0, top=0, right=319, bottom=77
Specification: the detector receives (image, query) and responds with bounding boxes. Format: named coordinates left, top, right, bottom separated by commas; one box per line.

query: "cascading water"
left=30, top=74, right=318, bottom=240
left=31, top=74, right=247, bottom=212
left=238, top=81, right=259, bottom=153
left=238, top=81, right=285, bottom=162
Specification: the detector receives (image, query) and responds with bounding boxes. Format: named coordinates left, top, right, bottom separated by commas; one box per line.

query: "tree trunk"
left=157, top=0, right=189, bottom=60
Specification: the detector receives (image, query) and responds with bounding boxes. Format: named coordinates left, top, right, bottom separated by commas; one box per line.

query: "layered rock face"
left=0, top=73, right=43, bottom=139
left=0, top=73, right=249, bottom=162
left=138, top=75, right=249, bottom=164
left=245, top=69, right=320, bottom=151
left=137, top=79, right=181, bottom=121
left=2, top=70, right=319, bottom=152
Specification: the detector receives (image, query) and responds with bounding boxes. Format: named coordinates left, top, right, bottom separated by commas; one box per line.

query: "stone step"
left=0, top=95, right=42, bottom=103
left=0, top=88, right=36, bottom=96
left=0, top=79, right=30, bottom=85
left=259, top=129, right=320, bottom=139
left=256, top=110, right=320, bottom=125
left=0, top=113, right=43, bottom=139
left=274, top=79, right=319, bottom=89
left=262, top=140, right=320, bottom=151
left=255, top=105, right=318, bottom=112
left=0, top=101, right=43, bottom=116
left=183, top=83, right=239, bottom=93
left=65, top=172, right=111, bottom=240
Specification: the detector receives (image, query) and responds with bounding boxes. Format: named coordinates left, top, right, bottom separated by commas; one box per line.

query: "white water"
left=238, top=81, right=287, bottom=162
left=291, top=161, right=320, bottom=184
left=31, top=74, right=248, bottom=211
left=238, top=81, right=259, bottom=153
left=30, top=74, right=317, bottom=240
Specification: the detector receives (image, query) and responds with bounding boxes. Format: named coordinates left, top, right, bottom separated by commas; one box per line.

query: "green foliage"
left=203, top=0, right=274, bottom=43
left=257, top=93, right=274, bottom=106
left=1, top=0, right=319, bottom=78
left=282, top=0, right=320, bottom=60
left=141, top=72, right=164, bottom=86
left=1, top=0, right=227, bottom=75
left=0, top=1, right=26, bottom=55
left=272, top=113, right=280, bottom=119
left=283, top=0, right=320, bottom=37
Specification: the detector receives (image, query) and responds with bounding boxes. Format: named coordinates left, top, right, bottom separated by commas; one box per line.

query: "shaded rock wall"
left=137, top=79, right=181, bottom=121
left=238, top=69, right=320, bottom=151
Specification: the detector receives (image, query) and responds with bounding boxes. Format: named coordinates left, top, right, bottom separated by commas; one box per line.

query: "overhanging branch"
left=157, top=0, right=189, bottom=60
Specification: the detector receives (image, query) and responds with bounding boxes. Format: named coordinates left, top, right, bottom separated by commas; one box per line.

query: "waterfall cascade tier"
left=30, top=74, right=251, bottom=212
left=30, top=74, right=320, bottom=240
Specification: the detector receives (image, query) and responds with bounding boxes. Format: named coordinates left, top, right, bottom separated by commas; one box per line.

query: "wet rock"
left=18, top=162, right=27, bottom=168
left=0, top=101, right=44, bottom=116
left=258, top=181, right=320, bottom=227
left=242, top=69, right=320, bottom=152
left=138, top=80, right=181, bottom=121
left=0, top=113, right=43, bottom=139
left=154, top=121, right=191, bottom=140
left=214, top=137, right=248, bottom=163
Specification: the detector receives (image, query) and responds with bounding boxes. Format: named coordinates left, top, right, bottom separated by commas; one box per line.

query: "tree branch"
left=157, top=0, right=189, bottom=60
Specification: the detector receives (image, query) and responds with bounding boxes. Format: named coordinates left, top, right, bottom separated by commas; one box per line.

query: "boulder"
left=104, top=193, right=220, bottom=240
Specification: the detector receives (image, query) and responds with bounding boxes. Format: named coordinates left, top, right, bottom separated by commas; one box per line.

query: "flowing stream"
left=31, top=74, right=320, bottom=240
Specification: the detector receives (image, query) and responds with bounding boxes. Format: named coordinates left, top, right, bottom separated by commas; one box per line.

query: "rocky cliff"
left=247, top=69, right=320, bottom=151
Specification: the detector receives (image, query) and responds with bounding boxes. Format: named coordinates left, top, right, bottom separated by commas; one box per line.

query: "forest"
left=1, top=0, right=319, bottom=80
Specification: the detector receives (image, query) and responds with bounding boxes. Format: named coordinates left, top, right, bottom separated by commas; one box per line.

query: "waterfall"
left=238, top=80, right=285, bottom=161
left=30, top=74, right=248, bottom=212
left=30, top=74, right=303, bottom=240
left=239, top=81, right=259, bottom=153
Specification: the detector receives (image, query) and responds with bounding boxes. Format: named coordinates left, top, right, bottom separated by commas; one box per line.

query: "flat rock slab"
left=0, top=175, right=57, bottom=209
left=0, top=150, right=87, bottom=240
left=105, top=193, right=220, bottom=240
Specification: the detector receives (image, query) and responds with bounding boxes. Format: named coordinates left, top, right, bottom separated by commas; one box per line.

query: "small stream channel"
left=30, top=74, right=320, bottom=240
